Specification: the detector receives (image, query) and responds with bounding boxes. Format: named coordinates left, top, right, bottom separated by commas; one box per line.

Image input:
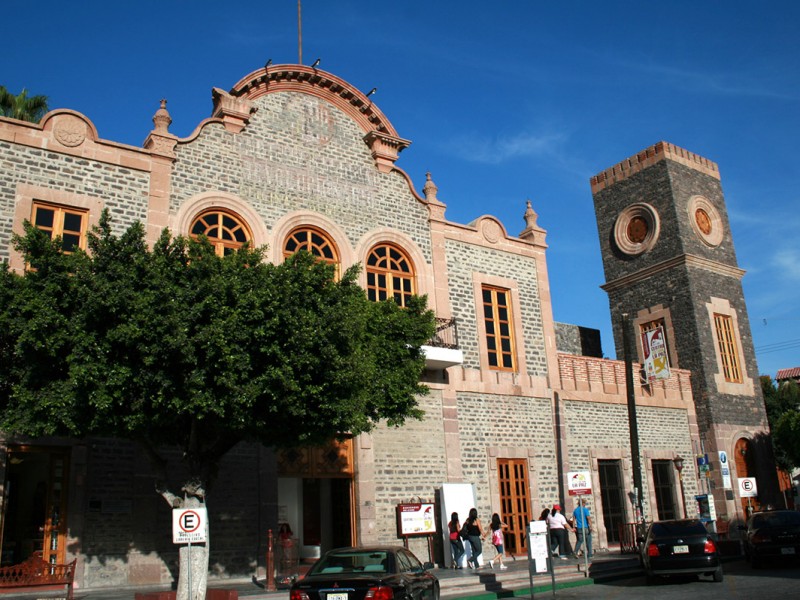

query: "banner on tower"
left=642, top=326, right=670, bottom=382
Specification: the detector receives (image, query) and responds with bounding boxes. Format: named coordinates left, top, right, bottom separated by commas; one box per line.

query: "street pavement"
left=12, top=551, right=638, bottom=600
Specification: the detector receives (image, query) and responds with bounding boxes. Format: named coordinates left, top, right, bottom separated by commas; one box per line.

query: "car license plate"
left=781, top=547, right=796, bottom=555
left=673, top=545, right=689, bottom=554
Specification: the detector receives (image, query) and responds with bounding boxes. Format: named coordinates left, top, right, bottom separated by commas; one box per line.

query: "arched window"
left=190, top=209, right=251, bottom=256
left=283, top=226, right=339, bottom=267
left=366, top=243, right=415, bottom=307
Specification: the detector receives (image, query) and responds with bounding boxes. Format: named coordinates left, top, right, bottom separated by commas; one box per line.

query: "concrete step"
left=438, top=560, right=590, bottom=599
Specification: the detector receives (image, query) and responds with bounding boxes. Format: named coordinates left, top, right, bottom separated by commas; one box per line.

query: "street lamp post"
left=673, top=456, right=688, bottom=518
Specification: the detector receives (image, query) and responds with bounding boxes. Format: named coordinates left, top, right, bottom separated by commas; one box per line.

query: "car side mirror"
left=423, top=562, right=434, bottom=571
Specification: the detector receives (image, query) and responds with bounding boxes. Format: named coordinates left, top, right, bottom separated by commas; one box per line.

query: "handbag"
left=460, top=524, right=470, bottom=539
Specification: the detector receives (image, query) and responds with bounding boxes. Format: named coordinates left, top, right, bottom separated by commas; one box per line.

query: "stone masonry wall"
left=563, top=400, right=697, bottom=521
left=445, top=239, right=547, bottom=375
left=169, top=93, right=432, bottom=262
left=0, top=142, right=150, bottom=262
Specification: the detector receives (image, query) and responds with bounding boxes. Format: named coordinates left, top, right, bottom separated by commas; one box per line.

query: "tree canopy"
left=761, top=375, right=800, bottom=470
left=1, top=212, right=435, bottom=489
left=0, top=86, right=49, bottom=122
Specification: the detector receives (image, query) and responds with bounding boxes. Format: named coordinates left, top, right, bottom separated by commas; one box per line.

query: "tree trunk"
left=160, top=490, right=209, bottom=600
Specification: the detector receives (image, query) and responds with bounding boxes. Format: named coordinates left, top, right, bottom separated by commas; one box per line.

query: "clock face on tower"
left=614, top=203, right=660, bottom=256
left=627, top=216, right=649, bottom=244
left=688, top=196, right=723, bottom=247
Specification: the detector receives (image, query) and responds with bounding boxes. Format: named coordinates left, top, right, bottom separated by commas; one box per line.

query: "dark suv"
left=743, top=510, right=800, bottom=568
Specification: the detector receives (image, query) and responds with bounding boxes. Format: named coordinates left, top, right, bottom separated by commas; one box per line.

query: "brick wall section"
left=0, top=142, right=150, bottom=262
left=169, top=93, right=432, bottom=260
left=563, top=401, right=698, bottom=519
left=445, top=239, right=547, bottom=375
left=369, top=391, right=448, bottom=544
left=457, top=393, right=557, bottom=522
left=79, top=438, right=268, bottom=587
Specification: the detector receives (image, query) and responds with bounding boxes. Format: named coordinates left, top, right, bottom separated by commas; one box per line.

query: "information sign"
left=718, top=451, right=732, bottom=489
left=396, top=503, right=436, bottom=537
left=566, top=471, right=592, bottom=496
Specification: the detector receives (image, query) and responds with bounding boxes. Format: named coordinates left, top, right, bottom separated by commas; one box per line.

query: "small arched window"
left=190, top=209, right=251, bottom=256
left=283, top=226, right=339, bottom=267
left=366, top=243, right=415, bottom=307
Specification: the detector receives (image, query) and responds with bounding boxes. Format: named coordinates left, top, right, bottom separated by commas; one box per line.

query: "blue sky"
left=3, top=1, right=799, bottom=377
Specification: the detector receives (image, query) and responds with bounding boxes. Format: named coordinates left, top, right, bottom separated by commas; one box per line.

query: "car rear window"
left=311, top=551, right=390, bottom=575
left=752, top=511, right=800, bottom=528
left=651, top=520, right=706, bottom=536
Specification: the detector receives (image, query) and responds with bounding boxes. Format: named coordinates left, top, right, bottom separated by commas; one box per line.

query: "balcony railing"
left=427, top=317, right=459, bottom=349
left=422, top=317, right=463, bottom=370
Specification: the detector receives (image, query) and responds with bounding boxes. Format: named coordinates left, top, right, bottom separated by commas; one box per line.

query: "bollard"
left=266, top=529, right=276, bottom=592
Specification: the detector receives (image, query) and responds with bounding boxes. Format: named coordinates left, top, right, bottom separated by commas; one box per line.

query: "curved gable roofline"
left=229, top=64, right=400, bottom=138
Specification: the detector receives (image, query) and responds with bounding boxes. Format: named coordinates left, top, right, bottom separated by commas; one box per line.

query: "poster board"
left=439, top=483, right=477, bottom=568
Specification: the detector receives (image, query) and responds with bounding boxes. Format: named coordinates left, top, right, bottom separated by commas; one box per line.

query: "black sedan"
left=639, top=519, right=723, bottom=583
left=290, top=546, right=439, bottom=600
left=743, top=510, right=800, bottom=568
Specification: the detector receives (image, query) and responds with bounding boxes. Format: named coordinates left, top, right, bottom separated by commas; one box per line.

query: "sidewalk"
left=10, top=552, right=642, bottom=600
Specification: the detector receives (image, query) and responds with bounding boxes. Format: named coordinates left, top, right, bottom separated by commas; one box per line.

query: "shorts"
left=494, top=544, right=504, bottom=554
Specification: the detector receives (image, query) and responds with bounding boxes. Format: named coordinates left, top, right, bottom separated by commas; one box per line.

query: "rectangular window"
left=32, top=202, right=88, bottom=253
left=482, top=285, right=515, bottom=370
left=714, top=313, right=742, bottom=383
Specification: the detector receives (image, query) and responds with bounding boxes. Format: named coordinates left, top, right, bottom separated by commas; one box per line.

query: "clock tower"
left=590, top=141, right=779, bottom=520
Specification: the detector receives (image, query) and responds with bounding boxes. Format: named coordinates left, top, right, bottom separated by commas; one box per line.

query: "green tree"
left=0, top=86, right=49, bottom=122
left=1, top=212, right=435, bottom=598
left=761, top=375, right=800, bottom=470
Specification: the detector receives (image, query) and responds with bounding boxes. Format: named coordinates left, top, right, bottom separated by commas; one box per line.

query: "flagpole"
left=298, top=0, right=303, bottom=64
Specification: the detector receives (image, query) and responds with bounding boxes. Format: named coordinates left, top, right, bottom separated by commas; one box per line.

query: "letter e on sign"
left=173, top=507, right=208, bottom=544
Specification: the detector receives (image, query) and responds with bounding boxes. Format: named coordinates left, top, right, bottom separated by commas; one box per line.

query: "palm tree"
left=0, top=86, right=49, bottom=123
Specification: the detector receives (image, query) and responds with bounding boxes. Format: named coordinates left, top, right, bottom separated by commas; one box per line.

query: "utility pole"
left=622, top=313, right=644, bottom=522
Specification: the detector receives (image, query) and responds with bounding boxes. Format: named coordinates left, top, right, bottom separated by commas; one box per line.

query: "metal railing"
left=426, top=317, right=459, bottom=349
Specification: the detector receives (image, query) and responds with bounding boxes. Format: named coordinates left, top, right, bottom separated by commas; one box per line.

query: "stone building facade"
left=1, top=65, right=701, bottom=592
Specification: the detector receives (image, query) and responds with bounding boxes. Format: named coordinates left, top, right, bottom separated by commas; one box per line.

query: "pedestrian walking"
left=546, top=504, right=574, bottom=559
left=483, top=513, right=509, bottom=570
left=448, top=512, right=465, bottom=568
left=571, top=499, right=593, bottom=559
left=463, top=508, right=483, bottom=568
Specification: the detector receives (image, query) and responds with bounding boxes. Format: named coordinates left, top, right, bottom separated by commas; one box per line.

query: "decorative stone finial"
left=423, top=172, right=439, bottom=202
left=523, top=199, right=538, bottom=229
left=152, top=99, right=172, bottom=134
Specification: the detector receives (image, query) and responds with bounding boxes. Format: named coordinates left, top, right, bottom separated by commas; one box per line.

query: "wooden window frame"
left=31, top=201, right=88, bottom=254
left=714, top=313, right=742, bottom=383
left=366, top=243, right=415, bottom=307
left=190, top=209, right=252, bottom=257
left=481, top=285, right=516, bottom=371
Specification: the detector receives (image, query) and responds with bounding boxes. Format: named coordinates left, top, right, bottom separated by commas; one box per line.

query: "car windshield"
left=650, top=520, right=706, bottom=537
left=752, top=511, right=800, bottom=528
left=309, top=550, right=390, bottom=575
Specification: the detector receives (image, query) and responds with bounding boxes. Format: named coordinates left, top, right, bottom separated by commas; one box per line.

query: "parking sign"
left=738, top=477, right=758, bottom=498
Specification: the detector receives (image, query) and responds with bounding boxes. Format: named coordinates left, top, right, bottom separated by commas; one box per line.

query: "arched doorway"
left=734, top=438, right=758, bottom=517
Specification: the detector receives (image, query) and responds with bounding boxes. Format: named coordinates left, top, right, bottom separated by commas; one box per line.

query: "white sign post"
left=173, top=507, right=207, bottom=600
